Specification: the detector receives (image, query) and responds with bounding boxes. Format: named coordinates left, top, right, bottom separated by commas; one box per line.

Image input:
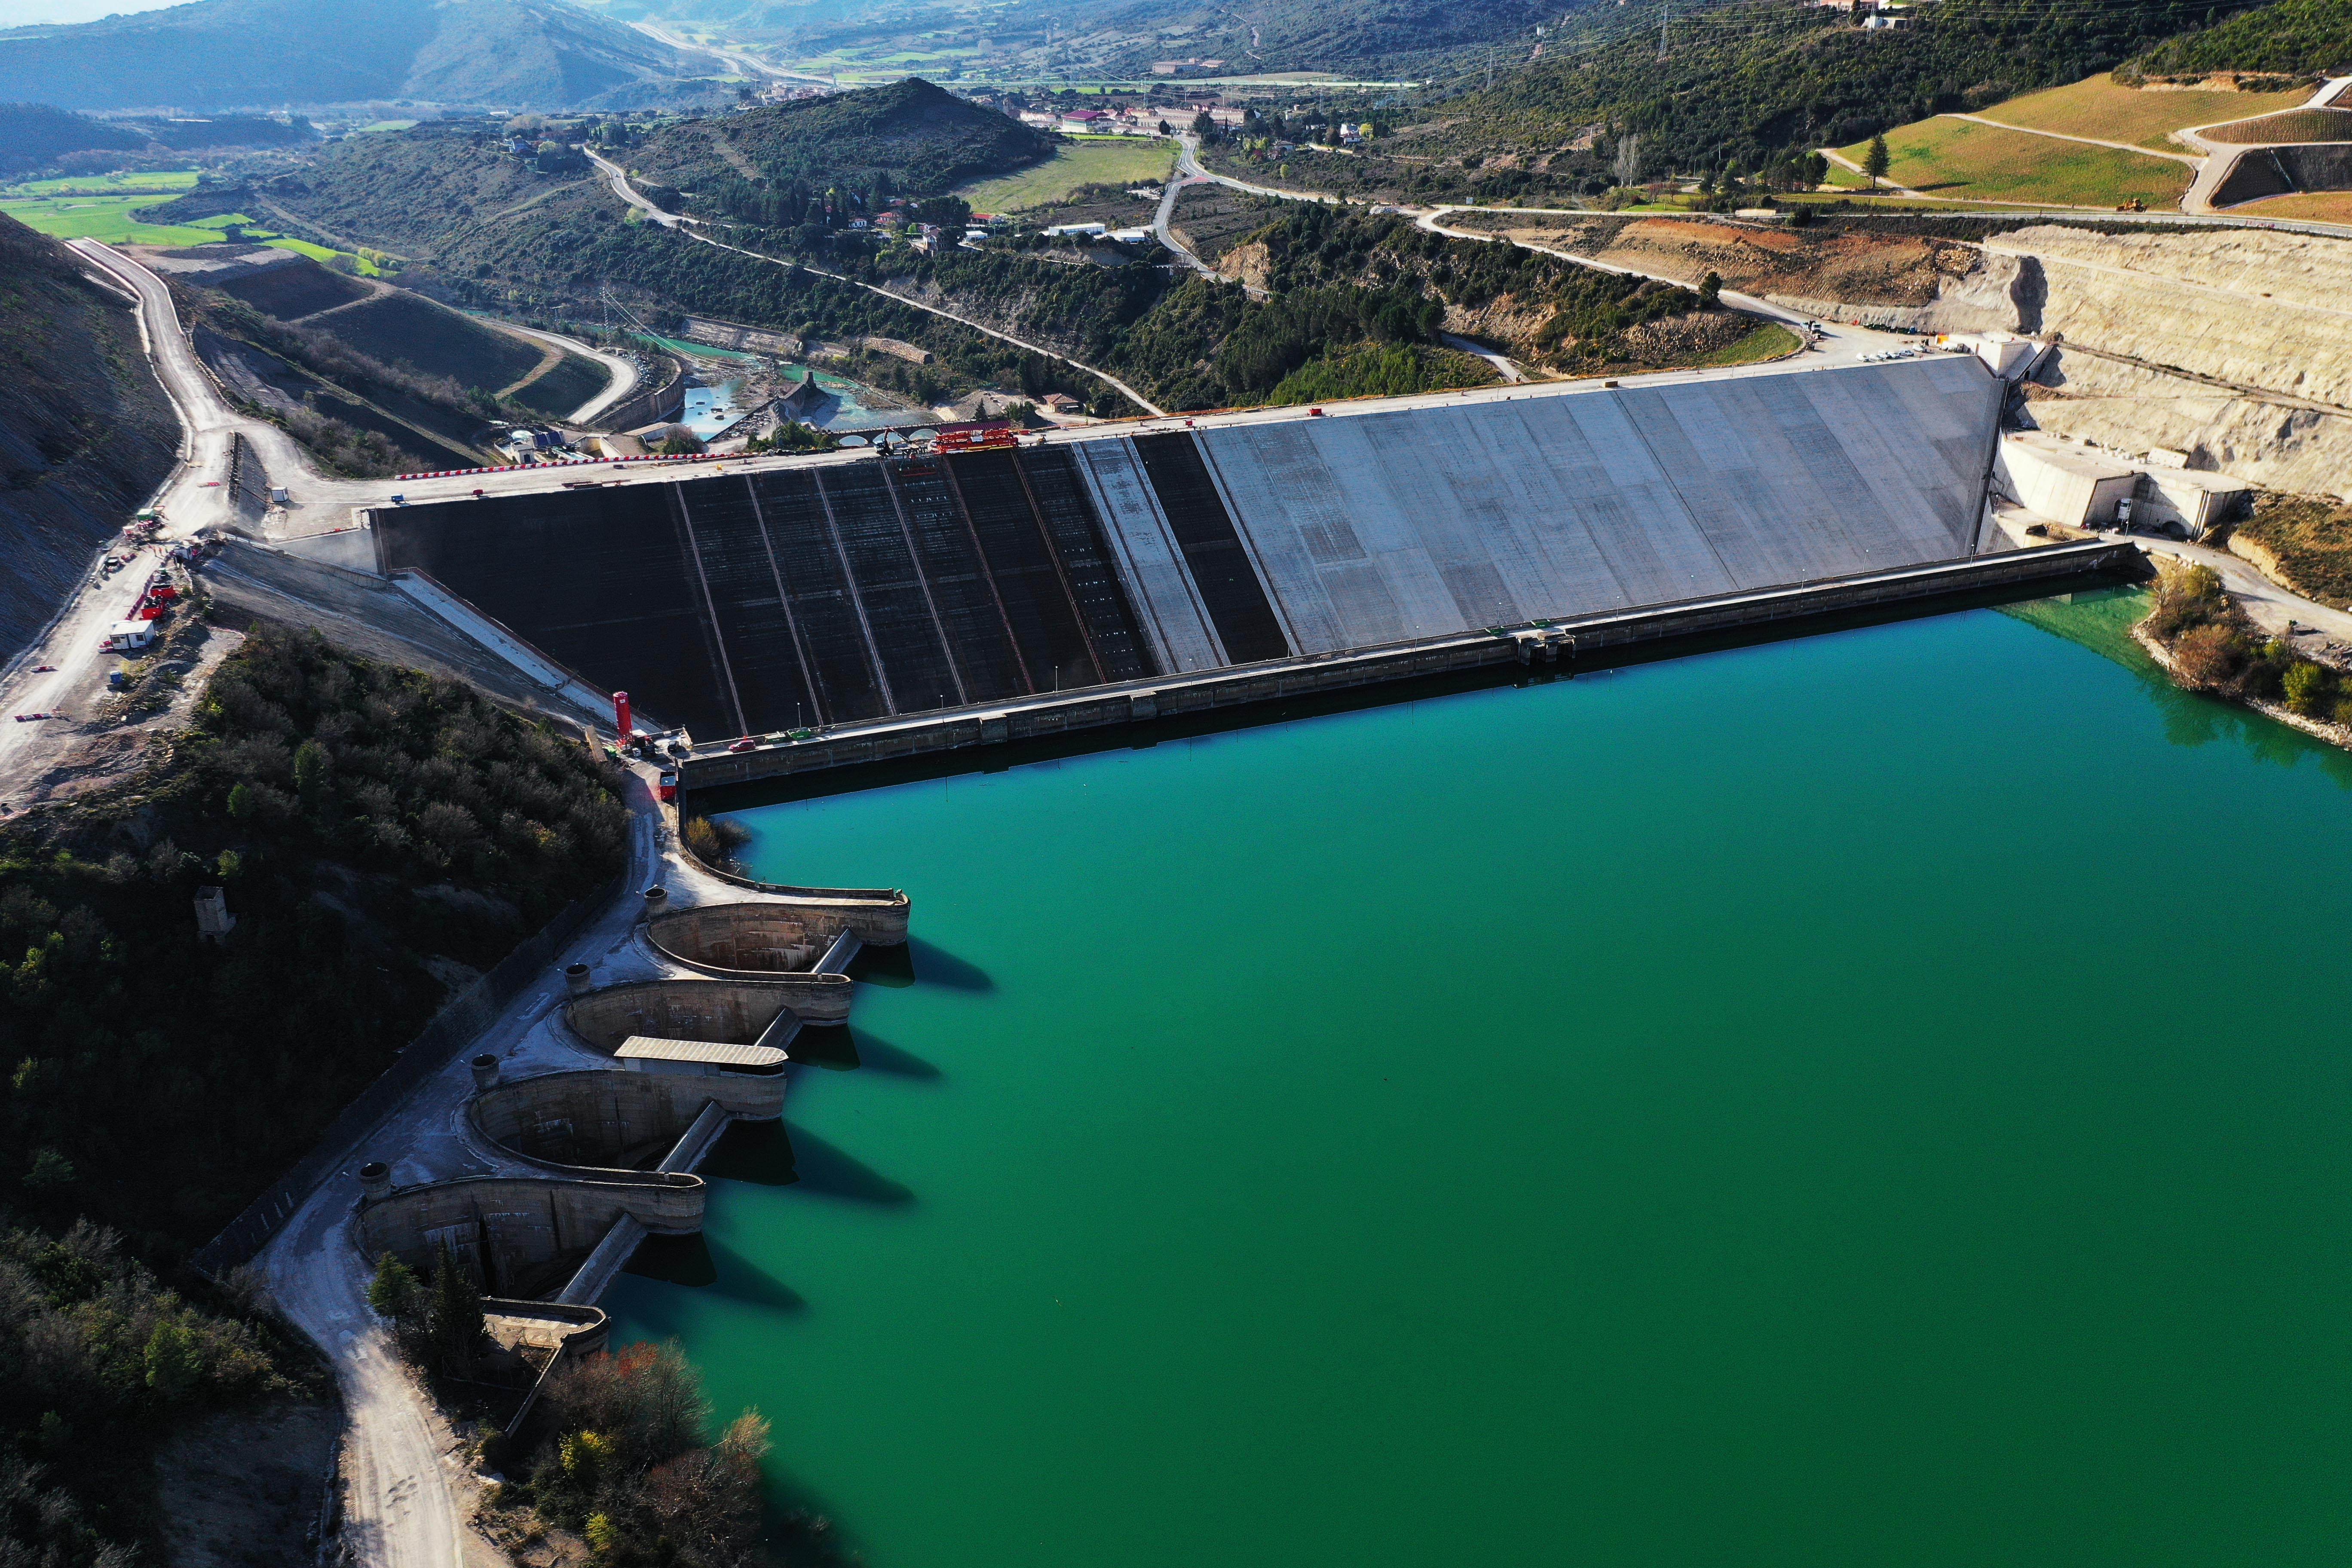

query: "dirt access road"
left=0, top=241, right=316, bottom=808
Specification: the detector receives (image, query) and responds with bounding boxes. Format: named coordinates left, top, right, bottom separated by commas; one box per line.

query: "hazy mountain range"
left=0, top=0, right=729, bottom=111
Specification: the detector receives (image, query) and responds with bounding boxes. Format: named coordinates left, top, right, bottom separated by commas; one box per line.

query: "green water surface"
left=607, top=594, right=2352, bottom=1568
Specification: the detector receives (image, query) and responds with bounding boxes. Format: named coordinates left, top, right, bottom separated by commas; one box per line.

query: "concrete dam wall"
left=649, top=900, right=861, bottom=981
left=369, top=359, right=2002, bottom=742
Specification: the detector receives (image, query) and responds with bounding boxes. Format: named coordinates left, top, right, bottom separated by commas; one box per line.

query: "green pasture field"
left=1834, top=119, right=2191, bottom=208
left=182, top=212, right=386, bottom=274
left=0, top=194, right=388, bottom=272
left=0, top=193, right=217, bottom=244
left=1, top=168, right=202, bottom=197
left=958, top=137, right=1176, bottom=212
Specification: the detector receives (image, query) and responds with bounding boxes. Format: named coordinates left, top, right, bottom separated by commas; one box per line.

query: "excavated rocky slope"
left=1928, top=226, right=2352, bottom=498
left=0, top=217, right=177, bottom=655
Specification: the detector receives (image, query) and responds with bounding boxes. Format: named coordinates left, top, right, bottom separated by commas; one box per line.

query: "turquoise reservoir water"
left=606, top=596, right=2352, bottom=1568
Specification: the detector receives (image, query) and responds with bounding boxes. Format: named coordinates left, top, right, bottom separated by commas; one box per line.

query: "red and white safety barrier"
left=392, top=453, right=739, bottom=481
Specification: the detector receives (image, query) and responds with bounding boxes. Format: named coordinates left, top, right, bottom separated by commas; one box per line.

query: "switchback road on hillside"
left=491, top=320, right=640, bottom=423
left=585, top=149, right=1167, bottom=415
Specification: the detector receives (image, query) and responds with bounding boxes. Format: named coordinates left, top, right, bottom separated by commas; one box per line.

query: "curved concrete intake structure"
left=355, top=1171, right=704, bottom=1298
left=646, top=902, right=870, bottom=1004
left=684, top=883, right=912, bottom=945
left=472, top=1067, right=783, bottom=1174
left=565, top=975, right=822, bottom=1045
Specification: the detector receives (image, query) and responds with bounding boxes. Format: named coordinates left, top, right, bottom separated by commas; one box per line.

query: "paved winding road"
left=0, top=242, right=319, bottom=800
left=492, top=320, right=640, bottom=423
left=261, top=772, right=693, bottom=1568
left=586, top=149, right=1168, bottom=414
left=0, top=242, right=860, bottom=804
left=1158, top=140, right=1909, bottom=364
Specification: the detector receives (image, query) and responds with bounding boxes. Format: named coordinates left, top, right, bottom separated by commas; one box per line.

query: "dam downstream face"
left=604, top=597, right=2352, bottom=1568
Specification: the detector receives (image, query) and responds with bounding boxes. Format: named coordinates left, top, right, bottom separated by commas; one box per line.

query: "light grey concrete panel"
left=1141, top=358, right=2000, bottom=657
left=1317, top=560, right=1409, bottom=644
left=1307, top=419, right=1461, bottom=639
left=1071, top=440, right=1226, bottom=672
left=1194, top=427, right=1348, bottom=652
left=1806, top=364, right=1994, bottom=562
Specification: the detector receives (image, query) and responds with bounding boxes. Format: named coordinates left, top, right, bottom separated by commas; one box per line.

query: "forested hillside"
left=0, top=214, right=177, bottom=656
left=2125, top=0, right=2352, bottom=77
left=0, top=625, right=631, bottom=1562
left=247, top=81, right=1764, bottom=417
left=628, top=78, right=1056, bottom=199
left=0, top=104, right=143, bottom=169
left=1084, top=0, right=1580, bottom=75
left=1402, top=0, right=2275, bottom=174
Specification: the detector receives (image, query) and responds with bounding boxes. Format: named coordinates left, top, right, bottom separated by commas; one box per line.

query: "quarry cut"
left=370, top=357, right=2009, bottom=745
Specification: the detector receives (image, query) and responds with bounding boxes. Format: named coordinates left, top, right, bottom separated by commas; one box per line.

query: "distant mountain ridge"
left=0, top=0, right=725, bottom=111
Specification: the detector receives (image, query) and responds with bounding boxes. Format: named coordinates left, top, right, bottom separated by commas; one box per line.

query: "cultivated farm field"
left=959, top=136, right=1174, bottom=211
left=1836, top=119, right=2192, bottom=207
left=2203, top=108, right=2352, bottom=143
left=1975, top=73, right=2310, bottom=150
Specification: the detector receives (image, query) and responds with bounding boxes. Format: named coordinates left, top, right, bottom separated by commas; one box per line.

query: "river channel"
left=606, top=592, right=2352, bottom=1567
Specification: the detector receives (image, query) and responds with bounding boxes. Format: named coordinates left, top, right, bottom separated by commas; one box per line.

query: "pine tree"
left=366, top=1250, right=424, bottom=1323
left=427, top=1241, right=484, bottom=1378
left=1865, top=132, right=1891, bottom=190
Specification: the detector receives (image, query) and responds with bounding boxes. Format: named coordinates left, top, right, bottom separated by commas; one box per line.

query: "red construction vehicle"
left=931, top=421, right=1020, bottom=454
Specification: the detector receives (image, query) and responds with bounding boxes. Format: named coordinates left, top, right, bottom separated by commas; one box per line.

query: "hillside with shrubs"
left=1, top=623, right=629, bottom=1255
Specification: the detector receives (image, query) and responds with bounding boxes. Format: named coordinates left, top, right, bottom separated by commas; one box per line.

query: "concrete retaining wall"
left=594, top=352, right=686, bottom=434
left=354, top=1172, right=704, bottom=1297
left=471, top=1067, right=783, bottom=1172
left=662, top=868, right=911, bottom=942
left=563, top=977, right=803, bottom=1051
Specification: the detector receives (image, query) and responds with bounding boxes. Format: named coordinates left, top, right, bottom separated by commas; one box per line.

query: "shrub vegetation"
left=2140, top=562, right=2351, bottom=722
left=490, top=1340, right=778, bottom=1568
left=0, top=625, right=630, bottom=1255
